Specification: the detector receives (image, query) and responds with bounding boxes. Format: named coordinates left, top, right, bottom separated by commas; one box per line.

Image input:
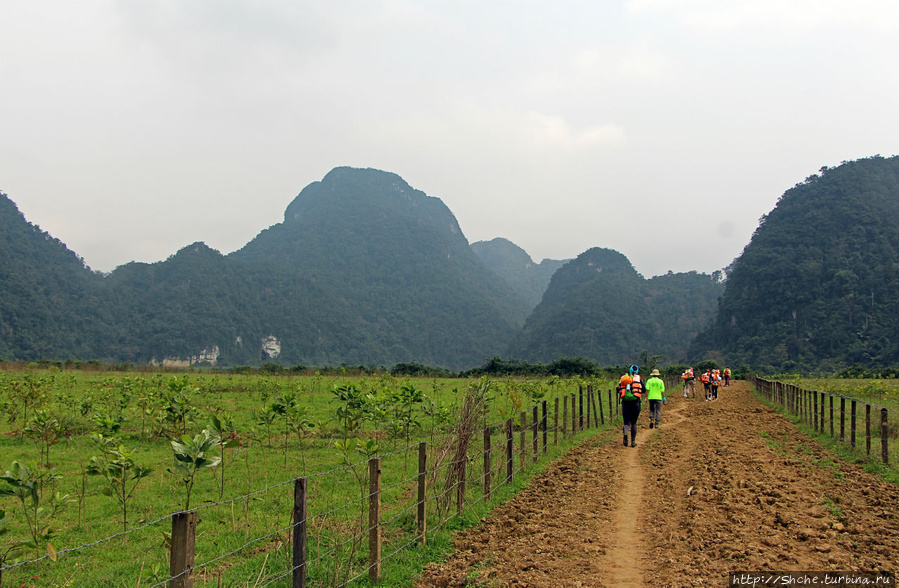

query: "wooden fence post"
left=292, top=478, right=307, bottom=588
left=563, top=396, right=568, bottom=438
left=571, top=394, right=576, bottom=434
left=830, top=395, right=834, bottom=437
left=505, top=419, right=513, bottom=484
left=609, top=389, right=614, bottom=422
left=542, top=400, right=548, bottom=453
left=483, top=427, right=492, bottom=502
left=532, top=405, right=539, bottom=463
left=170, top=511, right=197, bottom=588
left=418, top=442, right=427, bottom=545
left=851, top=400, right=857, bottom=450
left=590, top=387, right=599, bottom=426
left=457, top=451, right=466, bottom=514
left=368, top=457, right=381, bottom=583
left=598, top=388, right=605, bottom=425
left=585, top=385, right=591, bottom=429
left=814, top=391, right=819, bottom=432
left=578, top=386, right=584, bottom=431
left=882, top=408, right=889, bottom=465
left=554, top=397, right=559, bottom=446
left=520, top=411, right=526, bottom=470
left=866, top=404, right=872, bottom=457
left=840, top=397, right=846, bottom=442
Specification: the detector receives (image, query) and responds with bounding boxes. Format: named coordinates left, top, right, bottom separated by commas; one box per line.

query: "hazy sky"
left=2, top=1, right=898, bottom=278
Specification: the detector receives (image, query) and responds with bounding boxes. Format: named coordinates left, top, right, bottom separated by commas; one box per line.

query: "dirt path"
left=416, top=382, right=899, bottom=587
left=600, top=441, right=645, bottom=587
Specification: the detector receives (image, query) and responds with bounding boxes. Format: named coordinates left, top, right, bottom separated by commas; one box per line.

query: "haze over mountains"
left=2, top=156, right=898, bottom=372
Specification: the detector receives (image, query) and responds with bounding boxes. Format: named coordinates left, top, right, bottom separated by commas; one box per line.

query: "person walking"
left=618, top=365, right=644, bottom=447
left=681, top=367, right=695, bottom=398
left=646, top=368, right=666, bottom=429
left=723, top=367, right=731, bottom=387
left=710, top=369, right=721, bottom=400
left=701, top=370, right=711, bottom=401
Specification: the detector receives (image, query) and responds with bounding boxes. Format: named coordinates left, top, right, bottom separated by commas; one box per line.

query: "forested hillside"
left=471, top=237, right=567, bottom=309
left=227, top=167, right=531, bottom=369
left=0, top=169, right=532, bottom=370
left=0, top=194, right=108, bottom=360
left=508, top=248, right=723, bottom=365
left=690, top=155, right=899, bottom=372
left=6, top=157, right=897, bottom=372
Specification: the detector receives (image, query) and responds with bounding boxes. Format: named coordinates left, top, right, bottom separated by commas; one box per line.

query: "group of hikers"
left=616, top=365, right=731, bottom=448
left=679, top=366, right=731, bottom=401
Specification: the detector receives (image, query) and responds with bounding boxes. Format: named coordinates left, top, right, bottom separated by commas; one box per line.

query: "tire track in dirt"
left=416, top=383, right=899, bottom=587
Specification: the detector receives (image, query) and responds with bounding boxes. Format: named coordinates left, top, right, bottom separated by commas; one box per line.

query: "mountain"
left=225, top=167, right=531, bottom=369
left=0, top=193, right=108, bottom=360
left=471, top=238, right=567, bottom=309
left=508, top=247, right=723, bottom=365
left=689, top=155, right=899, bottom=372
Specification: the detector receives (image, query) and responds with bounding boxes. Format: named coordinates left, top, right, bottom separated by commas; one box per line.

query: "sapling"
left=169, top=429, right=222, bottom=511
left=0, top=507, right=26, bottom=572
left=271, top=392, right=298, bottom=465
left=209, top=415, right=239, bottom=501
left=0, top=461, right=70, bottom=559
left=286, top=405, right=315, bottom=473
left=161, top=376, right=199, bottom=436
left=23, top=410, right=61, bottom=468
left=85, top=434, right=152, bottom=531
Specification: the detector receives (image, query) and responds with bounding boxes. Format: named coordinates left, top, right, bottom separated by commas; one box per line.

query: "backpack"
left=621, top=375, right=643, bottom=401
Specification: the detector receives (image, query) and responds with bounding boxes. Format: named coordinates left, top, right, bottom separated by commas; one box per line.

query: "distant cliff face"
left=690, top=155, right=899, bottom=372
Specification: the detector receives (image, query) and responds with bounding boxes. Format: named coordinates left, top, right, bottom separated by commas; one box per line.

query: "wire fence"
left=1, top=383, right=628, bottom=587
left=749, top=375, right=892, bottom=465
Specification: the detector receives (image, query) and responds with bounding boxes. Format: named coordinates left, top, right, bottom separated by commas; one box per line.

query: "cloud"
left=626, top=0, right=899, bottom=33
left=523, top=112, right=625, bottom=150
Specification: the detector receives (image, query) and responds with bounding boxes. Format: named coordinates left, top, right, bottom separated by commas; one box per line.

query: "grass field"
left=0, top=367, right=615, bottom=587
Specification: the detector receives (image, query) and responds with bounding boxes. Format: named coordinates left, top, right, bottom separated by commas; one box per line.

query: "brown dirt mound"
left=416, top=382, right=899, bottom=587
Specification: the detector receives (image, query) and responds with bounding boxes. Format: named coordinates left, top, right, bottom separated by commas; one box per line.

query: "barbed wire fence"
left=1, top=383, right=623, bottom=588
left=749, top=375, right=891, bottom=465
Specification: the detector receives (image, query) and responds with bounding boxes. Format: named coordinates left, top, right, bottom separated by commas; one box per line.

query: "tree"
left=85, top=434, right=152, bottom=531
left=169, top=430, right=222, bottom=511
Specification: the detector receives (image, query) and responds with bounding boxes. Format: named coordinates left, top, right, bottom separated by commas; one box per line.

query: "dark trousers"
left=622, top=400, right=641, bottom=438
left=648, top=399, right=662, bottom=424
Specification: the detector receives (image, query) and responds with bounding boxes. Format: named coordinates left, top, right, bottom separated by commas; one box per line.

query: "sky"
left=2, top=1, right=898, bottom=279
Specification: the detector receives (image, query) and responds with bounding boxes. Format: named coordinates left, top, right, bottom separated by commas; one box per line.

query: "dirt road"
left=416, top=382, right=899, bottom=587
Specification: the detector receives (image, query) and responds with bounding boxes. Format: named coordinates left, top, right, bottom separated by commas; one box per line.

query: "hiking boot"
left=630, top=439, right=637, bottom=447
left=623, top=433, right=629, bottom=446
left=649, top=420, right=654, bottom=429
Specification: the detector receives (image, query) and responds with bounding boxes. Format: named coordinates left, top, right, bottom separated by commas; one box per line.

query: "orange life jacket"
left=620, top=374, right=643, bottom=399
left=701, top=372, right=710, bottom=384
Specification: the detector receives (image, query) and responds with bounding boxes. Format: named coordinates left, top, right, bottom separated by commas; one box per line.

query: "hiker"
left=646, top=368, right=666, bottom=429
left=618, top=365, right=644, bottom=447
left=723, top=367, right=731, bottom=387
left=701, top=370, right=711, bottom=401
left=710, top=369, right=721, bottom=400
left=681, top=367, right=695, bottom=398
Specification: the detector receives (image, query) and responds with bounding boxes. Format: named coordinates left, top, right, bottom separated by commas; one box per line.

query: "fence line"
left=749, top=375, right=891, bottom=465
left=1, top=386, right=627, bottom=587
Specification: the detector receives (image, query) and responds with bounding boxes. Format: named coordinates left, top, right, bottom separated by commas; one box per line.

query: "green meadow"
left=0, top=366, right=614, bottom=587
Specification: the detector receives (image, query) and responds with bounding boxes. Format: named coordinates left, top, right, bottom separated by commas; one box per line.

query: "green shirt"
left=646, top=376, right=666, bottom=400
